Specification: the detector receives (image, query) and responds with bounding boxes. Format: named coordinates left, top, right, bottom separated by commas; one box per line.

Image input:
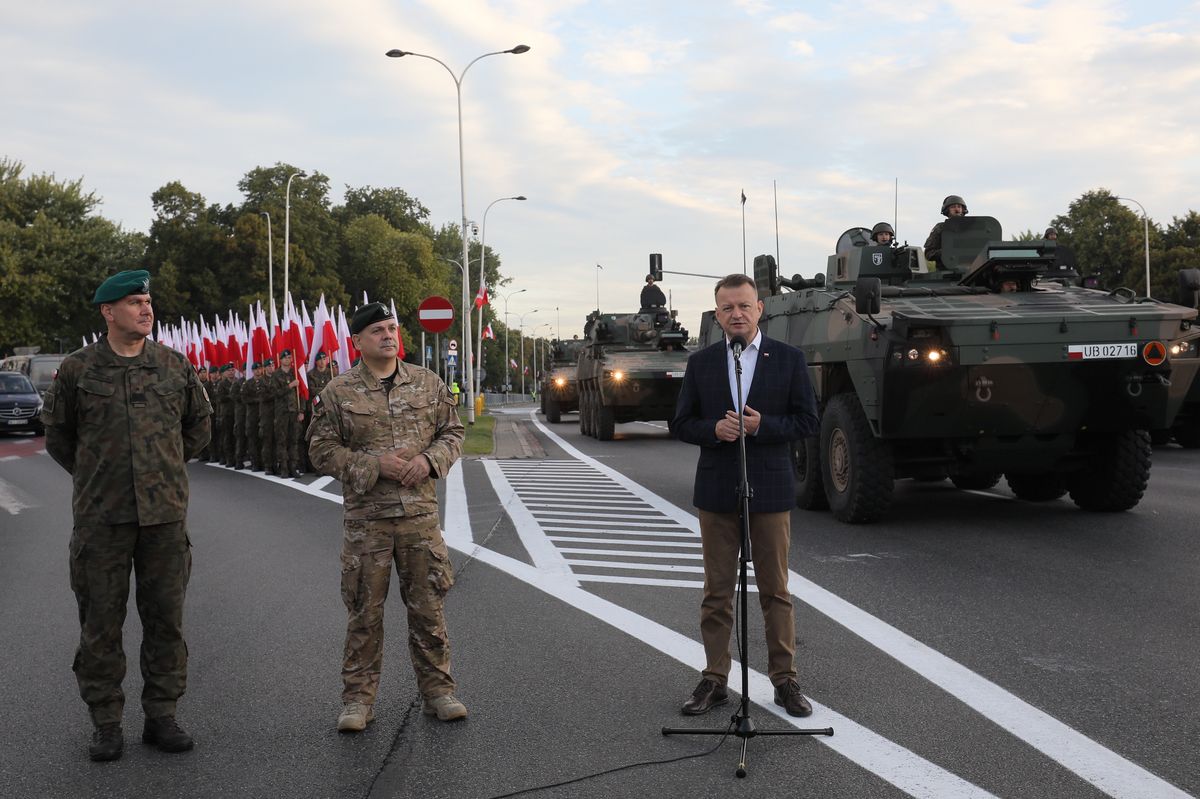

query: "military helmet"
left=1044, top=226, right=1058, bottom=238
left=941, top=195, right=968, bottom=216
left=871, top=222, right=895, bottom=240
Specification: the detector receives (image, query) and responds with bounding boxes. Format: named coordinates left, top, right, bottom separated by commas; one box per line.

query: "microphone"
left=730, top=335, right=747, bottom=358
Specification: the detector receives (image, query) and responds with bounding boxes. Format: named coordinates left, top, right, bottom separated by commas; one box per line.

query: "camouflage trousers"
left=273, top=410, right=300, bottom=472
left=340, top=515, right=455, bottom=704
left=245, top=407, right=260, bottom=466
left=258, top=406, right=275, bottom=468
left=233, top=406, right=247, bottom=463
left=68, top=521, right=191, bottom=727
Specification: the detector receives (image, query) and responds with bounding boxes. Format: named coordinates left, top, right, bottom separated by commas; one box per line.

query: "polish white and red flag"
left=389, top=297, right=406, bottom=358
left=474, top=285, right=488, bottom=308
left=483, top=323, right=496, bottom=340
left=307, top=295, right=339, bottom=371
left=509, top=358, right=518, bottom=369
left=335, top=305, right=357, bottom=373
left=284, top=292, right=309, bottom=400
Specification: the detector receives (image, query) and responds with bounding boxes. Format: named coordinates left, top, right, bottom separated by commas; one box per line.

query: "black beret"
left=350, top=302, right=394, bottom=334
left=93, top=270, right=151, bottom=305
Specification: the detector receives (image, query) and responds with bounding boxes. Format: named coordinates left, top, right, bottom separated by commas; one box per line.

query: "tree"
left=334, top=186, right=430, bottom=234
left=1050, top=189, right=1156, bottom=293
left=0, top=158, right=144, bottom=354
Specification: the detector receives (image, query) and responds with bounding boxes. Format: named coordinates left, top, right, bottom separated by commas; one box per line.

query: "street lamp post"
left=517, top=309, right=538, bottom=397
left=533, top=323, right=551, bottom=379
left=260, top=212, right=273, bottom=310
left=1116, top=196, right=1152, bottom=298
left=386, top=44, right=531, bottom=424
left=441, top=257, right=468, bottom=386
left=475, top=194, right=526, bottom=399
left=499, top=288, right=526, bottom=395
left=284, top=170, right=306, bottom=313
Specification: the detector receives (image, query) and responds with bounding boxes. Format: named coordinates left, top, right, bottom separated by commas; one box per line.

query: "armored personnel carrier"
left=539, top=338, right=585, bottom=423
left=577, top=308, right=690, bottom=440
left=716, top=216, right=1200, bottom=523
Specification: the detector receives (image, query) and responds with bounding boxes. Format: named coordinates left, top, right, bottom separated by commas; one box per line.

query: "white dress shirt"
left=725, top=329, right=762, bottom=412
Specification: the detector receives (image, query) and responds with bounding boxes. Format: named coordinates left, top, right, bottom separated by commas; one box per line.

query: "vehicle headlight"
left=611, top=370, right=625, bottom=381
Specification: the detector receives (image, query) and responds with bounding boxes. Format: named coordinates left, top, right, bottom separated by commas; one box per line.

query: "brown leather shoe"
left=681, top=678, right=728, bottom=716
left=773, top=679, right=813, bottom=717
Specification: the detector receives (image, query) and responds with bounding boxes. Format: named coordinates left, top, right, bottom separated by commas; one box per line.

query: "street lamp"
left=475, top=194, right=527, bottom=399
left=386, top=43, right=531, bottom=424
left=533, top=323, right=551, bottom=378
left=284, top=170, right=307, bottom=315
left=499, top=288, right=526, bottom=394
left=440, top=257, right=467, bottom=381
left=260, top=211, right=273, bottom=310
left=517, top=308, right=539, bottom=397
left=1116, top=196, right=1152, bottom=298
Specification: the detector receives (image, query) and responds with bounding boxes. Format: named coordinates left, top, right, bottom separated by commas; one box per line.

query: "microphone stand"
left=662, top=339, right=832, bottom=777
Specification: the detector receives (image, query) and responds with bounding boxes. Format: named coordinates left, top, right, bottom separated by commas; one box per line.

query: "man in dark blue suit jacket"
left=671, top=274, right=818, bottom=717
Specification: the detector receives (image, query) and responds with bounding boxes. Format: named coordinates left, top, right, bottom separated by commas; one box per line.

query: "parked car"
left=0, top=371, right=44, bottom=436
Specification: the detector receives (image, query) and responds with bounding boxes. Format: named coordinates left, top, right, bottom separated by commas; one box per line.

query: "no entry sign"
left=418, top=296, right=454, bottom=333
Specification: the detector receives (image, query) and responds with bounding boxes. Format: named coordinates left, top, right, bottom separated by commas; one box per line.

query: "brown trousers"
left=339, top=515, right=456, bottom=704
left=698, top=510, right=796, bottom=686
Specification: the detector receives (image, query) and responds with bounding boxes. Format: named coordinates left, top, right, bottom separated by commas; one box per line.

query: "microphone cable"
left=482, top=716, right=735, bottom=799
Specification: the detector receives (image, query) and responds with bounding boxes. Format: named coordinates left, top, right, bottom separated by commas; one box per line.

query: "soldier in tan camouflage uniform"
left=243, top=363, right=262, bottom=470
left=307, top=302, right=467, bottom=732
left=302, top=350, right=333, bottom=472
left=41, top=270, right=211, bottom=762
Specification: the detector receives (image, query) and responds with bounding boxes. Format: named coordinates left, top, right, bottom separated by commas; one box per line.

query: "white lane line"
left=445, top=462, right=997, bottom=799
left=564, top=560, right=707, bottom=574
left=548, top=537, right=704, bottom=548
left=528, top=413, right=1190, bottom=799
left=309, top=475, right=334, bottom=490
left=542, top=526, right=698, bottom=537
left=560, top=548, right=705, bottom=560
left=483, top=460, right=577, bottom=583
left=532, top=509, right=671, bottom=520
left=576, top=574, right=710, bottom=589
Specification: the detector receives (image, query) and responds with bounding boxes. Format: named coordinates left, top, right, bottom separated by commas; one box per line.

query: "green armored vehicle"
left=577, top=308, right=690, bottom=440
left=717, top=215, right=1200, bottom=523
left=540, top=338, right=585, bottom=423
left=1153, top=269, right=1200, bottom=447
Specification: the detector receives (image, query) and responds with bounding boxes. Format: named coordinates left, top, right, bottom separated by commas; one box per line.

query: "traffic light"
left=649, top=253, right=663, bottom=281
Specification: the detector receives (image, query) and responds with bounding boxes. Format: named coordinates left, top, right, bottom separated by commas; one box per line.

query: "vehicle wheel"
left=793, top=437, right=828, bottom=510
left=545, top=399, right=561, bottom=424
left=579, top=389, right=593, bottom=436
left=1004, top=473, right=1067, bottom=501
left=1149, top=428, right=1172, bottom=446
left=539, top=393, right=546, bottom=415
left=819, top=393, right=893, bottom=523
left=1173, top=418, right=1200, bottom=449
left=596, top=404, right=615, bottom=441
left=1066, top=430, right=1151, bottom=511
left=950, top=471, right=1002, bottom=491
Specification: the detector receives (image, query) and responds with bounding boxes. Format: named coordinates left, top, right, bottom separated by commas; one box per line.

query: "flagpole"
left=773, top=180, right=780, bottom=270
left=595, top=264, right=602, bottom=313
left=740, top=189, right=747, bottom=275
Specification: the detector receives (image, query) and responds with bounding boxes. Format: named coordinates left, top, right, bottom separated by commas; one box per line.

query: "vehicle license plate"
left=666, top=371, right=686, bottom=378
left=6, top=419, right=25, bottom=425
left=1066, top=343, right=1137, bottom=360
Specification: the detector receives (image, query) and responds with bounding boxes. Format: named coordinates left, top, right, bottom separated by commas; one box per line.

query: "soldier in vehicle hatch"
left=640, top=274, right=667, bottom=310
left=924, top=194, right=968, bottom=265
left=870, top=222, right=896, bottom=246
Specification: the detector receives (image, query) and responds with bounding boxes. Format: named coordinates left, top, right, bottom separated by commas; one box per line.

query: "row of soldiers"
left=195, top=350, right=336, bottom=478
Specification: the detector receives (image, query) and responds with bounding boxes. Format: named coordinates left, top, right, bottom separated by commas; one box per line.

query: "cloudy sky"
left=5, top=0, right=1200, bottom=337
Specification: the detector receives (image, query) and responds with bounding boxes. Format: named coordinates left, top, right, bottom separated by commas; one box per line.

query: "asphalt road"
left=0, top=412, right=1196, bottom=799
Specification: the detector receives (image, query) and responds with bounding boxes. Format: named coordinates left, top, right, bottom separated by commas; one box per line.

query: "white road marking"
left=483, top=460, right=577, bottom=581
left=529, top=412, right=1191, bottom=799
left=559, top=548, right=705, bottom=560
left=0, top=477, right=34, bottom=515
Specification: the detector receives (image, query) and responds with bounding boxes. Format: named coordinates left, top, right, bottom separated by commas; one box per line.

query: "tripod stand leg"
left=737, top=736, right=749, bottom=778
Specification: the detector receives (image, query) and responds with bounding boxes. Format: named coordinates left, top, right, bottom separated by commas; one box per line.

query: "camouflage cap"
left=350, top=302, right=393, bottom=334
left=92, top=270, right=151, bottom=305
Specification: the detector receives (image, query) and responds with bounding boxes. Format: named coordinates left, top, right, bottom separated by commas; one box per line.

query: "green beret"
left=219, top=364, right=233, bottom=373
left=93, top=270, right=151, bottom=305
left=278, top=349, right=292, bottom=359
left=207, top=366, right=219, bottom=374
left=350, top=302, right=393, bottom=334
left=315, top=350, right=329, bottom=360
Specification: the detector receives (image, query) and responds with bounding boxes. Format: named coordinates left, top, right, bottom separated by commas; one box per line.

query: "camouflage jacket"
left=306, top=366, right=333, bottom=413
left=307, top=359, right=463, bottom=520
left=258, top=372, right=275, bottom=410
left=270, top=367, right=300, bottom=413
left=42, top=337, right=212, bottom=526
left=924, top=221, right=945, bottom=264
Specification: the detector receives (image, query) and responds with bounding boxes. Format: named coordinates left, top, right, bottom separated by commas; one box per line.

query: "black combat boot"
left=142, top=716, right=194, bottom=753
left=89, top=724, right=123, bottom=761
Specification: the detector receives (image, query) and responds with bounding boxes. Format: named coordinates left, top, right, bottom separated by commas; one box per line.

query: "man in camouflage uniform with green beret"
left=258, top=357, right=276, bottom=474
left=243, top=363, right=262, bottom=470
left=302, top=350, right=333, bottom=472
left=196, top=367, right=212, bottom=461
left=208, top=366, right=224, bottom=462
left=217, top=365, right=238, bottom=466
left=308, top=302, right=466, bottom=733
left=230, top=366, right=246, bottom=470
left=41, top=269, right=211, bottom=762
left=271, top=349, right=304, bottom=478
